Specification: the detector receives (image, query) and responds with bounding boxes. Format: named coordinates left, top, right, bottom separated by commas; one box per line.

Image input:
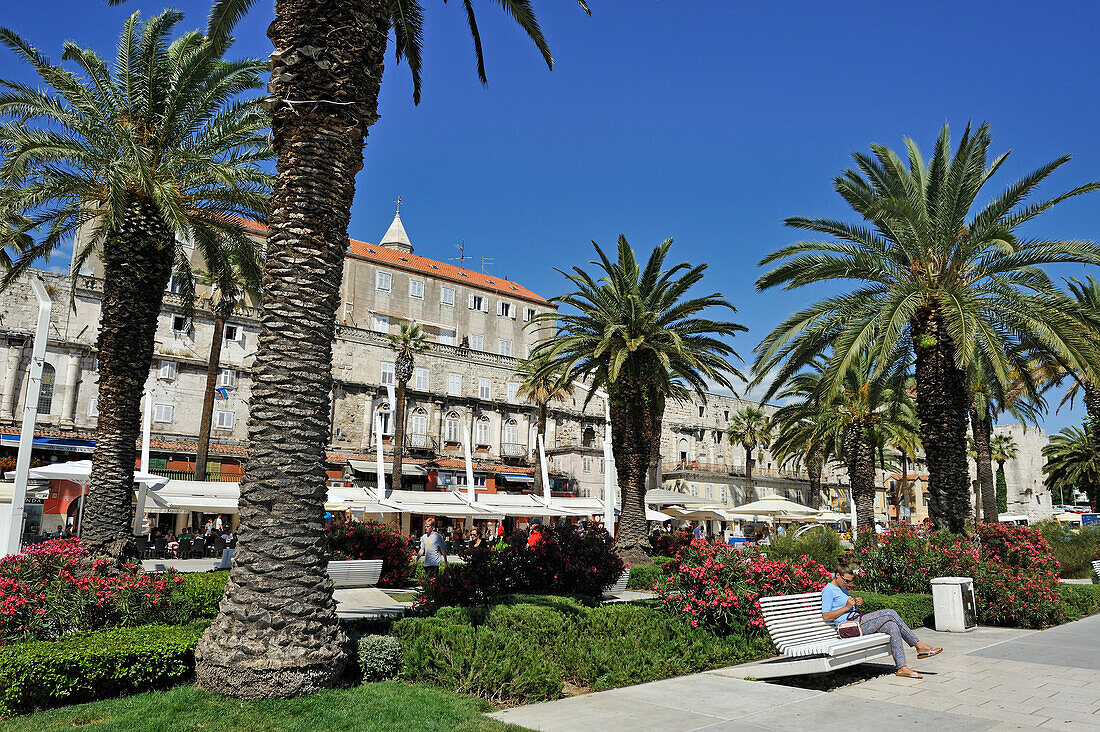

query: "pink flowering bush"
left=0, top=539, right=184, bottom=644
left=325, top=520, right=415, bottom=587
left=654, top=539, right=832, bottom=635
left=855, top=524, right=1066, bottom=629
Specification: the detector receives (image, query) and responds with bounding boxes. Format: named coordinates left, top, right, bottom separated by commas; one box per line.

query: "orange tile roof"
left=237, top=218, right=551, bottom=305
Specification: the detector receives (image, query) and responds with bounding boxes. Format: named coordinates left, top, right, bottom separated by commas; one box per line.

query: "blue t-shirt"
left=821, top=582, right=852, bottom=628
left=420, top=532, right=446, bottom=567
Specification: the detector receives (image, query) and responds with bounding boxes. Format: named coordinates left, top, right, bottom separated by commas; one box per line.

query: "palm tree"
left=1042, top=426, right=1095, bottom=509
left=517, top=350, right=574, bottom=497
left=533, top=236, right=745, bottom=559
left=387, top=323, right=428, bottom=491
left=0, top=11, right=270, bottom=556
left=770, top=362, right=841, bottom=511
left=755, top=123, right=1100, bottom=534
left=194, top=253, right=263, bottom=482
left=726, top=407, right=771, bottom=498
left=991, top=433, right=1020, bottom=514
left=186, top=0, right=590, bottom=699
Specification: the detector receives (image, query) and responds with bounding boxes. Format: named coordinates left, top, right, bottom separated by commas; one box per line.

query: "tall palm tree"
left=991, top=432, right=1020, bottom=513
left=533, top=236, right=745, bottom=558
left=186, top=0, right=590, bottom=699
left=517, top=350, right=574, bottom=497
left=0, top=11, right=270, bottom=556
left=726, top=407, right=771, bottom=498
left=1042, top=426, right=1096, bottom=509
left=387, top=323, right=427, bottom=491
left=755, top=123, right=1100, bottom=533
left=194, top=252, right=263, bottom=482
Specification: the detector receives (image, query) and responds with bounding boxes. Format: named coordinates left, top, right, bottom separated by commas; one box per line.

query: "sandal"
left=895, top=670, right=923, bottom=678
left=917, top=648, right=943, bottom=659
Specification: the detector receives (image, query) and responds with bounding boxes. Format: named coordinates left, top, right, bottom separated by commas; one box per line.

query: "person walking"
left=416, top=519, right=448, bottom=580
left=821, top=562, right=942, bottom=678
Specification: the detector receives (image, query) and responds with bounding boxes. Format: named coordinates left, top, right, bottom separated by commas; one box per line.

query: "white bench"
left=1091, top=560, right=1100, bottom=583
left=740, top=592, right=892, bottom=678
left=604, top=570, right=630, bottom=596
left=327, top=559, right=384, bottom=588
left=213, top=548, right=235, bottom=571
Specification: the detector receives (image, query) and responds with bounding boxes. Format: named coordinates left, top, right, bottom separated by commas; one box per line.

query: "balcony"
left=404, top=433, right=437, bottom=452
left=662, top=460, right=807, bottom=481
left=501, top=443, right=529, bottom=458
left=148, top=468, right=241, bottom=483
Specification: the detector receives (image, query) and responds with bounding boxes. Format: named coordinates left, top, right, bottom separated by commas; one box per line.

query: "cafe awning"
left=377, top=489, right=499, bottom=518
left=496, top=473, right=534, bottom=484
left=145, top=480, right=239, bottom=513
left=472, top=493, right=575, bottom=517
left=348, top=459, right=427, bottom=477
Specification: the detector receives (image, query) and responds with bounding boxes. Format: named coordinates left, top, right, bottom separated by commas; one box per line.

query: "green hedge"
left=852, top=591, right=935, bottom=629
left=0, top=622, right=208, bottom=718
left=1057, top=583, right=1100, bottom=621
left=166, top=571, right=228, bottom=623
left=627, top=564, right=664, bottom=590
left=392, top=596, right=771, bottom=704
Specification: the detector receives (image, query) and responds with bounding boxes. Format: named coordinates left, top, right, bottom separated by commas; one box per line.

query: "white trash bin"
left=931, top=576, right=977, bottom=632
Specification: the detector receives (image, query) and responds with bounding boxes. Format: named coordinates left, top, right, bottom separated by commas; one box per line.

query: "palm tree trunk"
left=195, top=312, right=227, bottom=482
left=195, top=0, right=391, bottom=699
left=913, top=307, right=971, bottom=533
left=82, top=197, right=174, bottom=558
left=609, top=389, right=654, bottom=561
left=1085, top=382, right=1100, bottom=510
left=532, top=400, right=548, bottom=495
left=391, top=379, right=407, bottom=491
left=969, top=407, right=997, bottom=524
left=744, top=445, right=755, bottom=497
left=844, top=421, right=876, bottom=531
left=808, top=451, right=822, bottom=510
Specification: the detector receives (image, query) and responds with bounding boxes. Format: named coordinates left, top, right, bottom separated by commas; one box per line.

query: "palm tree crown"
left=755, top=123, right=1100, bottom=532
left=387, top=323, right=428, bottom=491
left=1042, top=426, right=1096, bottom=510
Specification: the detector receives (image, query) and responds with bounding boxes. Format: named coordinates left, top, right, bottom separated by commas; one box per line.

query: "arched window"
left=475, top=415, right=491, bottom=446
left=582, top=426, right=596, bottom=448
left=37, top=363, right=55, bottom=414
left=409, top=407, right=428, bottom=437
left=373, top=402, right=392, bottom=435
left=504, top=418, right=518, bottom=445
left=444, top=411, right=461, bottom=443
left=678, top=438, right=689, bottom=464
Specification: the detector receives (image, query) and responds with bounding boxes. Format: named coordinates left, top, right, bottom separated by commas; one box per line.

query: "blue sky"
left=4, top=1, right=1099, bottom=432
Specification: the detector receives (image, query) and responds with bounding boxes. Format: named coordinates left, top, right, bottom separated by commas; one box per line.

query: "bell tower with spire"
left=379, top=195, right=413, bottom=254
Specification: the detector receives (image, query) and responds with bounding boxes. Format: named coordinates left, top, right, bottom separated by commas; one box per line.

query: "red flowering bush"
left=417, top=522, right=624, bottom=611
left=649, top=529, right=695, bottom=557
left=855, top=524, right=1066, bottom=629
left=0, top=539, right=183, bottom=644
left=325, top=520, right=415, bottom=588
left=654, top=539, right=832, bottom=635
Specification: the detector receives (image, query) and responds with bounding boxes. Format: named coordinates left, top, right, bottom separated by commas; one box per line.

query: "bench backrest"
left=1091, top=559, right=1100, bottom=577
left=758, top=592, right=838, bottom=653
left=327, top=559, right=384, bottom=587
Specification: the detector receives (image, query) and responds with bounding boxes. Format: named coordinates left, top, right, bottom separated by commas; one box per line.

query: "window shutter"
left=481, top=297, right=489, bottom=313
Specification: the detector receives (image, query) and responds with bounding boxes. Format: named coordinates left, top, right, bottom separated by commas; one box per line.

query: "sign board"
left=1082, top=513, right=1099, bottom=526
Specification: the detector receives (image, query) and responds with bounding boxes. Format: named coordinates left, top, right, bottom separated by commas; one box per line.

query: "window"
left=599, top=458, right=605, bottom=474
left=218, top=368, right=237, bottom=389
left=376, top=271, right=392, bottom=292
left=582, top=427, right=596, bottom=448
left=504, top=419, right=518, bottom=445
left=167, top=272, right=186, bottom=294
left=444, top=412, right=461, bottom=442
left=478, top=378, right=492, bottom=400
left=344, top=302, right=354, bottom=318
left=380, top=362, right=395, bottom=386
left=440, top=287, right=455, bottom=306
left=153, top=404, right=174, bottom=423
left=498, top=339, right=512, bottom=357
left=497, top=301, right=514, bottom=318
left=88, top=396, right=99, bottom=418
left=37, top=363, right=55, bottom=414
left=171, top=315, right=190, bottom=334
left=698, top=405, right=705, bottom=417
left=215, top=410, right=235, bottom=429
left=410, top=408, right=428, bottom=436
left=439, top=330, right=455, bottom=346
left=414, top=368, right=429, bottom=390
left=507, top=382, right=519, bottom=402
left=374, top=403, right=393, bottom=435
left=524, top=307, right=537, bottom=322
left=475, top=416, right=491, bottom=446
left=224, top=324, right=242, bottom=342
left=724, top=410, right=729, bottom=421
left=448, top=373, right=461, bottom=395
left=470, top=334, right=483, bottom=351
left=409, top=279, right=424, bottom=299
left=371, top=313, right=389, bottom=333
left=583, top=456, right=592, bottom=474
left=158, top=360, right=178, bottom=381
left=553, top=457, right=562, bottom=472
left=468, top=293, right=488, bottom=312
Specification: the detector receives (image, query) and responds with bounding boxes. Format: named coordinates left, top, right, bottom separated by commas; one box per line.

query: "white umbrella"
left=645, top=488, right=711, bottom=507
left=732, top=496, right=820, bottom=516
left=646, top=508, right=674, bottom=522
left=22, top=460, right=166, bottom=486
left=810, top=510, right=850, bottom=523
left=1053, top=512, right=1082, bottom=524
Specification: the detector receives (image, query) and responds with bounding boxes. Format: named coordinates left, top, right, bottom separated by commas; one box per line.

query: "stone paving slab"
left=333, top=587, right=405, bottom=619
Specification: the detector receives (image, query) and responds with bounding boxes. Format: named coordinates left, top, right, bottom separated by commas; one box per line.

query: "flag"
left=215, top=387, right=229, bottom=400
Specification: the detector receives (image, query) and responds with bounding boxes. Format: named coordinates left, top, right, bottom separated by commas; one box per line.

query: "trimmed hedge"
left=627, top=564, right=664, bottom=590
left=1057, top=583, right=1100, bottom=621
left=166, top=571, right=228, bottom=623
left=0, top=622, right=208, bottom=718
left=852, top=591, right=934, bottom=630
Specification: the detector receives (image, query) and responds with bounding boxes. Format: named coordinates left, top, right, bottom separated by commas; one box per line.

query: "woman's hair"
left=835, top=561, right=855, bottom=577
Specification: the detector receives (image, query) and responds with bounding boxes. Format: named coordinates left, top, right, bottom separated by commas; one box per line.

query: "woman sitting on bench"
left=821, top=562, right=942, bottom=679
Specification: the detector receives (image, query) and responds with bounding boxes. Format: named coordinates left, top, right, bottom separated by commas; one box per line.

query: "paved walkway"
left=490, top=614, right=1100, bottom=731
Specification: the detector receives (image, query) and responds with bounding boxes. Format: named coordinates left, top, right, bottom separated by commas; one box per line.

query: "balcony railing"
left=148, top=468, right=241, bottom=483
left=501, top=443, right=529, bottom=458
left=662, top=460, right=807, bottom=480
left=404, top=433, right=437, bottom=451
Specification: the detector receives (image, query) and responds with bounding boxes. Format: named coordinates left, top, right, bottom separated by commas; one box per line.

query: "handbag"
left=837, top=608, right=864, bottom=638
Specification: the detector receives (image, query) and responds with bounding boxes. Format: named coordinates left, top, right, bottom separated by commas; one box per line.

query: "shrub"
left=765, top=526, right=844, bottom=570
left=325, top=521, right=415, bottom=588
left=417, top=523, right=623, bottom=609
left=1035, top=522, right=1100, bottom=578
left=165, top=571, right=227, bottom=623
left=852, top=591, right=934, bottom=629
left=654, top=540, right=832, bottom=634
left=0, top=622, right=206, bottom=718
left=0, top=539, right=184, bottom=643
left=356, top=635, right=403, bottom=681
left=1057, top=584, right=1100, bottom=621
left=649, top=530, right=694, bottom=557
left=627, top=564, right=665, bottom=590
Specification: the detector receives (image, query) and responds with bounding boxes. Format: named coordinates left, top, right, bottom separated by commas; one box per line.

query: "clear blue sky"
left=4, top=0, right=1099, bottom=432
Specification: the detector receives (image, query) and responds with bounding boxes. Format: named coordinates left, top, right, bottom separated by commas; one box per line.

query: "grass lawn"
left=4, top=681, right=522, bottom=732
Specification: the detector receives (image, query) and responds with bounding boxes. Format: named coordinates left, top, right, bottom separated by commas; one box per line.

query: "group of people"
left=147, top=516, right=236, bottom=558
left=406, top=523, right=505, bottom=557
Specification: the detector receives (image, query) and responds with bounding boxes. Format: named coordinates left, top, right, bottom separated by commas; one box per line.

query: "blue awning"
left=0, top=435, right=96, bottom=453
left=497, top=473, right=534, bottom=483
